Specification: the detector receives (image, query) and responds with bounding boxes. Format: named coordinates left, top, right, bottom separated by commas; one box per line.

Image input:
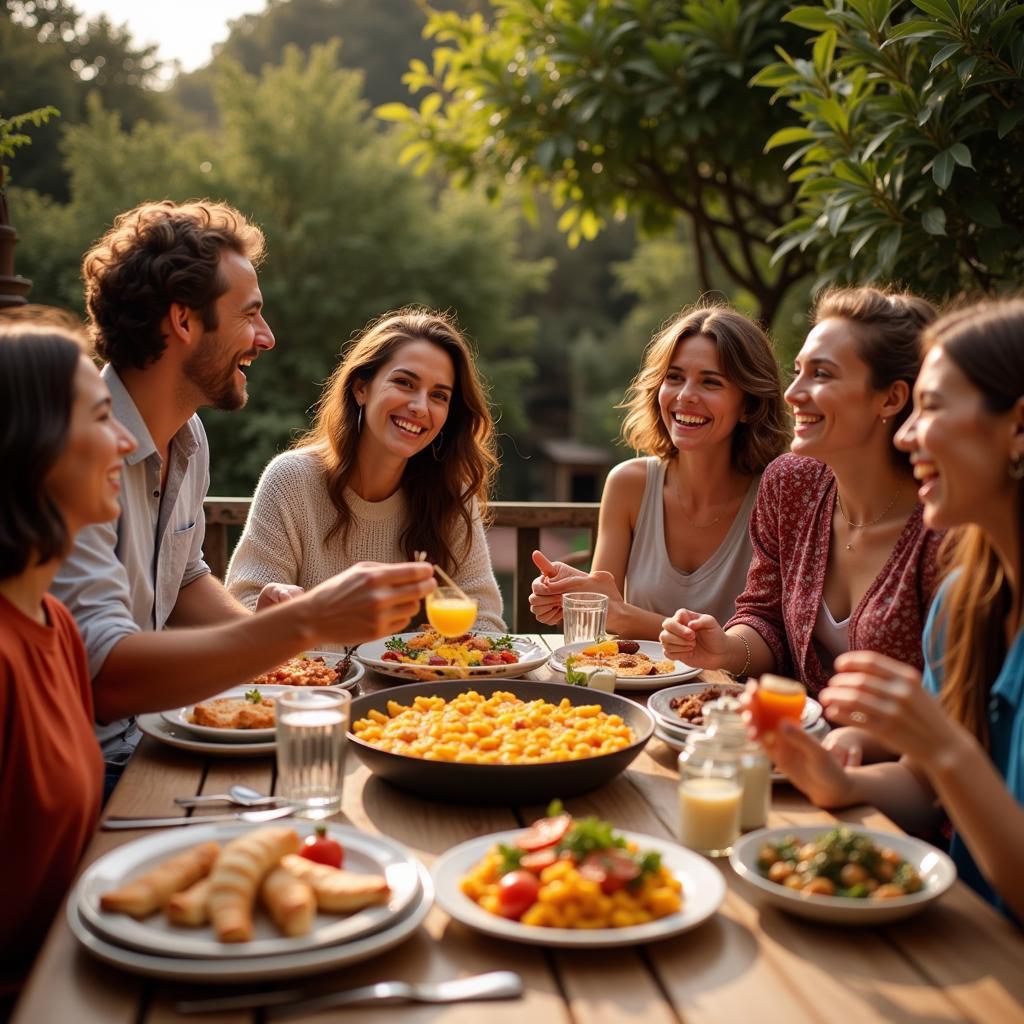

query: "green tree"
left=382, top=0, right=812, bottom=323
left=1, top=0, right=164, bottom=198
left=756, top=0, right=1024, bottom=294
left=11, top=44, right=548, bottom=494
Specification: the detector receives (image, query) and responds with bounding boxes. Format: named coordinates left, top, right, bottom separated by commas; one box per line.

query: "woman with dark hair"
left=0, top=314, right=135, bottom=1000
left=662, top=287, right=943, bottom=704
left=227, top=308, right=503, bottom=627
left=530, top=303, right=790, bottom=639
left=756, top=299, right=1024, bottom=921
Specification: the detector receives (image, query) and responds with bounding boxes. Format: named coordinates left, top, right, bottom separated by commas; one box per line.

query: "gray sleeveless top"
left=624, top=457, right=759, bottom=624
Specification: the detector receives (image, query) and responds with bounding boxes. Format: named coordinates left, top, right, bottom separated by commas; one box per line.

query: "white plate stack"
left=68, top=823, right=432, bottom=981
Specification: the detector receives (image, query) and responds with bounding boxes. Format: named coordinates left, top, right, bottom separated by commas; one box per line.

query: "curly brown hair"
left=294, top=308, right=498, bottom=575
left=619, top=303, right=791, bottom=474
left=82, top=199, right=266, bottom=372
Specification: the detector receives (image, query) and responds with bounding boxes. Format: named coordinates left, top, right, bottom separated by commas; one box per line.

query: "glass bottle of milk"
left=676, top=733, right=742, bottom=857
left=703, top=696, right=772, bottom=832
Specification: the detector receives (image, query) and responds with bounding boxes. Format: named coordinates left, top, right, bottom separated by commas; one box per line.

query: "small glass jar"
left=676, top=732, right=742, bottom=857
left=704, top=697, right=772, bottom=832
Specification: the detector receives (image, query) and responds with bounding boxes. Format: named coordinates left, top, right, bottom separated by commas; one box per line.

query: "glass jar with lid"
left=703, top=696, right=772, bottom=831
left=676, top=732, right=742, bottom=857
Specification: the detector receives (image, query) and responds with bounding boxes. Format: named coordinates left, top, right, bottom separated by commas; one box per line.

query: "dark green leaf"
left=928, top=42, right=963, bottom=71
left=949, top=142, right=973, bottom=169
left=932, top=149, right=955, bottom=189
left=998, top=106, right=1024, bottom=139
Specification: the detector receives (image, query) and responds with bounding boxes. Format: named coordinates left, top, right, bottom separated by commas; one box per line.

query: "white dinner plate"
left=160, top=685, right=295, bottom=743
left=354, top=632, right=550, bottom=681
left=77, top=823, right=422, bottom=959
left=433, top=829, right=724, bottom=948
left=138, top=713, right=276, bottom=757
left=730, top=826, right=956, bottom=925
left=69, top=858, right=433, bottom=982
left=649, top=682, right=823, bottom=733
left=548, top=641, right=701, bottom=691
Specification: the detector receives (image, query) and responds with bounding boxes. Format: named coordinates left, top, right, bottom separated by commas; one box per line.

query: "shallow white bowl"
left=729, top=825, right=956, bottom=925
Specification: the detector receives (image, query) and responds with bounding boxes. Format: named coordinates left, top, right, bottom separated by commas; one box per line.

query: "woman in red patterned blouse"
left=661, top=287, right=944, bottom=698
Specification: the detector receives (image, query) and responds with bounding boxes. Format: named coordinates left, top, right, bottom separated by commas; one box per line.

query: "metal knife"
left=102, top=804, right=297, bottom=830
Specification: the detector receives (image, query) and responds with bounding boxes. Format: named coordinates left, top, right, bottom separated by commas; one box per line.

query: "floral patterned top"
left=725, top=454, right=944, bottom=696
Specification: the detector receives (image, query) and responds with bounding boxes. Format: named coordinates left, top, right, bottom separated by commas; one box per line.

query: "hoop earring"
left=1010, top=455, right=1024, bottom=481
left=356, top=405, right=363, bottom=434
left=431, top=431, right=445, bottom=461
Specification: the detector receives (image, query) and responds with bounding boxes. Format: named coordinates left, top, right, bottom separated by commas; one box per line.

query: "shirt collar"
left=992, top=627, right=1024, bottom=708
left=102, top=365, right=202, bottom=465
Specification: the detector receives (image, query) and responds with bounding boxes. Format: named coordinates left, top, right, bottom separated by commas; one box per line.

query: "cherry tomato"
left=517, top=813, right=572, bottom=851
left=579, top=849, right=640, bottom=894
left=497, top=870, right=541, bottom=920
left=499, top=651, right=518, bottom=664
left=300, top=826, right=343, bottom=868
left=519, top=848, right=559, bottom=873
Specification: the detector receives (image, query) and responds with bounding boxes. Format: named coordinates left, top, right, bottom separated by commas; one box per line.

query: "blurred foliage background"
left=3, top=0, right=1022, bottom=498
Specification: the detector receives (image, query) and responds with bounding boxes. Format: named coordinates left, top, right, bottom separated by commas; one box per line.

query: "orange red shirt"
left=0, top=592, right=102, bottom=994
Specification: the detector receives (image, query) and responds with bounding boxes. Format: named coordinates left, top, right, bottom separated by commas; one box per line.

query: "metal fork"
left=175, top=971, right=524, bottom=1016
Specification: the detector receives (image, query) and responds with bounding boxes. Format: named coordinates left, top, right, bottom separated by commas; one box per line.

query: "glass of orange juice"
left=753, top=674, right=806, bottom=738
left=426, top=587, right=478, bottom=638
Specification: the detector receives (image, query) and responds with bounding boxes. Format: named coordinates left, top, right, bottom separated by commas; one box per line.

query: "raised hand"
left=305, top=561, right=435, bottom=645
left=760, top=720, right=856, bottom=808
left=659, top=608, right=730, bottom=668
left=821, top=650, right=957, bottom=767
left=528, top=549, right=585, bottom=624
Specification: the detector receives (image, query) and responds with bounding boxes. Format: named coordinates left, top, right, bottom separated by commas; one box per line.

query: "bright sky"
left=73, top=0, right=270, bottom=76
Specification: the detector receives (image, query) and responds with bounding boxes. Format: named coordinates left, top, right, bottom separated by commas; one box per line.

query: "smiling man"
left=51, top=201, right=434, bottom=793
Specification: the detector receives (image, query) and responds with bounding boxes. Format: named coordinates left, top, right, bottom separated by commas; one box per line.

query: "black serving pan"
left=347, top=679, right=654, bottom=803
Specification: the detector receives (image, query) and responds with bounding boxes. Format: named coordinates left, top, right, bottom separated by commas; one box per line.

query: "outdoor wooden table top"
left=15, top=634, right=1024, bottom=1024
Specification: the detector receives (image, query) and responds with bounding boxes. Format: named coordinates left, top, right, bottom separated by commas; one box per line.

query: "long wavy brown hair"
left=619, top=303, right=790, bottom=474
left=294, top=308, right=497, bottom=573
left=923, top=300, right=1024, bottom=748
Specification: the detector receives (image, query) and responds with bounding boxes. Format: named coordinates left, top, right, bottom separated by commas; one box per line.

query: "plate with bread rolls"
left=75, top=823, right=423, bottom=961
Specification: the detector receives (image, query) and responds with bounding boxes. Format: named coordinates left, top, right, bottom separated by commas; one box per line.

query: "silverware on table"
left=174, top=970, right=525, bottom=1015
left=102, top=804, right=297, bottom=830
left=174, top=784, right=279, bottom=808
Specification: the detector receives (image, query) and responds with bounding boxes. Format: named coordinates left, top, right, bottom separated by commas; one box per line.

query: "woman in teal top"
left=754, top=299, right=1024, bottom=922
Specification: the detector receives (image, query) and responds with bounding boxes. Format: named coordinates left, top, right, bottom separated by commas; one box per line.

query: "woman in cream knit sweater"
left=226, top=308, right=504, bottom=630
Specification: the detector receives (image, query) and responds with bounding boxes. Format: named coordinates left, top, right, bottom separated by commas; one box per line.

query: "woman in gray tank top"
left=531, top=303, right=790, bottom=640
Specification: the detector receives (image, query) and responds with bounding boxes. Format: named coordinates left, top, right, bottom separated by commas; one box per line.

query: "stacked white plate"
left=68, top=822, right=432, bottom=981
left=139, top=652, right=363, bottom=757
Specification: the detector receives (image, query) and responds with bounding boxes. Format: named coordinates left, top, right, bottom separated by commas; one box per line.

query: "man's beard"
left=183, top=337, right=248, bottom=412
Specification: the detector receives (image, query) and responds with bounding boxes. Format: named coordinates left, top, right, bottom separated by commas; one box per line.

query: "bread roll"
left=280, top=854, right=390, bottom=913
left=208, top=827, right=300, bottom=942
left=261, top=866, right=316, bottom=937
left=101, top=841, right=219, bottom=919
left=164, top=877, right=211, bottom=927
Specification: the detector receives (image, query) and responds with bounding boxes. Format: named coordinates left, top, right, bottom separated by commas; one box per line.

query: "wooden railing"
left=203, top=498, right=600, bottom=632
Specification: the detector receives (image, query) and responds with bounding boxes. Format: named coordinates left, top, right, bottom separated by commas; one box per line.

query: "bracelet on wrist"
left=734, top=633, right=752, bottom=678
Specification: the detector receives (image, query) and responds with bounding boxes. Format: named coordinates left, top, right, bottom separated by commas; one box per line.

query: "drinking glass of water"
left=561, top=592, right=609, bottom=645
left=276, top=689, right=351, bottom=820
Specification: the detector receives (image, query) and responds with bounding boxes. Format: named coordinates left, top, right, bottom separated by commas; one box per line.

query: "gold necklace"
left=835, top=485, right=903, bottom=551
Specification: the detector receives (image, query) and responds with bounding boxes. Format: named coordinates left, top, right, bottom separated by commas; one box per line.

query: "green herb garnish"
left=564, top=654, right=587, bottom=686
left=491, top=634, right=516, bottom=651
left=245, top=688, right=263, bottom=704
left=385, top=636, right=411, bottom=655
left=497, top=843, right=524, bottom=874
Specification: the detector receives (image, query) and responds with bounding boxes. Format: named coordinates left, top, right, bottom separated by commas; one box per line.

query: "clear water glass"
left=561, top=592, right=609, bottom=645
left=276, top=689, right=351, bottom=820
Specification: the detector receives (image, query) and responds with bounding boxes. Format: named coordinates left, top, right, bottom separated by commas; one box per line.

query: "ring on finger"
left=850, top=710, right=868, bottom=725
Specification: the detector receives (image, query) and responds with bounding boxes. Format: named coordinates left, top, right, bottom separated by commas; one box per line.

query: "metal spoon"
left=175, top=971, right=525, bottom=1015
left=174, top=784, right=279, bottom=808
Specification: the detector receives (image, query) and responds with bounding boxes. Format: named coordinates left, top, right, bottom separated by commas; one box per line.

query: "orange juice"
left=754, top=674, right=806, bottom=736
left=426, top=589, right=478, bottom=637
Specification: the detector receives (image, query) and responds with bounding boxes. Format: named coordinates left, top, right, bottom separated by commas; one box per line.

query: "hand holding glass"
left=427, top=586, right=478, bottom=637
left=752, top=674, right=806, bottom=737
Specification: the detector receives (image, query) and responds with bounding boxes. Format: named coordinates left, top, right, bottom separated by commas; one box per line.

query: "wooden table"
left=15, top=636, right=1024, bottom=1023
